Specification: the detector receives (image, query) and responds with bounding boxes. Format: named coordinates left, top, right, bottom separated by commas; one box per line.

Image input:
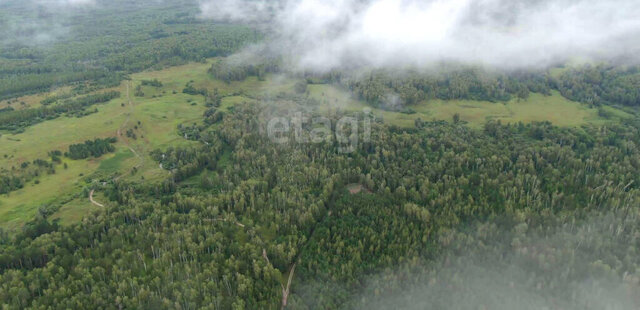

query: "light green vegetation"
left=50, top=197, right=100, bottom=226
left=96, top=149, right=135, bottom=175
left=0, top=90, right=128, bottom=168
left=220, top=95, right=257, bottom=111
left=0, top=63, right=212, bottom=227
left=0, top=59, right=297, bottom=228
left=0, top=158, right=95, bottom=229
left=598, top=105, right=636, bottom=120
left=139, top=59, right=297, bottom=97
left=308, top=84, right=613, bottom=128
left=0, top=86, right=74, bottom=111
left=413, top=91, right=603, bottom=128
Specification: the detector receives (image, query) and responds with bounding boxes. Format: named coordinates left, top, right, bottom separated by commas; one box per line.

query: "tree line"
left=0, top=91, right=120, bottom=132
left=556, top=65, right=640, bottom=106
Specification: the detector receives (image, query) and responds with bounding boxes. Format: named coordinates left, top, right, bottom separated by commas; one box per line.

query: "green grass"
left=220, top=95, right=256, bottom=111
left=50, top=196, right=100, bottom=226
left=414, top=91, right=601, bottom=128
left=216, top=148, right=232, bottom=170
left=136, top=59, right=298, bottom=98
left=0, top=61, right=219, bottom=228
left=0, top=159, right=95, bottom=229
left=0, top=86, right=73, bottom=111
left=97, top=148, right=135, bottom=175
left=0, top=93, right=129, bottom=168
left=308, top=84, right=614, bottom=128
left=597, top=105, right=636, bottom=121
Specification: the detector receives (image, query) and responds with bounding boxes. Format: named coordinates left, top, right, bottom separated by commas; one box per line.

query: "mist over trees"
left=0, top=0, right=259, bottom=100
left=199, top=0, right=640, bottom=71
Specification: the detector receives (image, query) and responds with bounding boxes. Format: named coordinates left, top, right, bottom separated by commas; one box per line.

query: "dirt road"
left=89, top=189, right=105, bottom=207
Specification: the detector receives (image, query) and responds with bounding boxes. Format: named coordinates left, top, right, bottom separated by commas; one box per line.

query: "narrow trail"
left=277, top=190, right=339, bottom=309
left=114, top=81, right=144, bottom=181
left=281, top=263, right=296, bottom=309
left=89, top=189, right=105, bottom=207
left=260, top=248, right=296, bottom=309
left=91, top=81, right=146, bottom=205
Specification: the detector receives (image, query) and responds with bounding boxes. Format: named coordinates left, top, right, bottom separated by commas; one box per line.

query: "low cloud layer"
left=290, top=210, right=640, bottom=309
left=34, top=0, right=95, bottom=6
left=353, top=259, right=638, bottom=310
left=0, top=0, right=96, bottom=46
left=200, top=0, right=640, bottom=70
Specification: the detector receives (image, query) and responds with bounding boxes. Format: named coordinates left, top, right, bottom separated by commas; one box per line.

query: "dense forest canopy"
left=1, top=97, right=640, bottom=308
left=0, top=0, right=259, bottom=100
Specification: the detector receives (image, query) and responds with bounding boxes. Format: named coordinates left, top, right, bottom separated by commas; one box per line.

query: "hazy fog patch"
left=352, top=259, right=638, bottom=310
left=199, top=0, right=640, bottom=71
left=33, top=0, right=96, bottom=6
left=291, top=209, right=640, bottom=309
left=0, top=0, right=96, bottom=47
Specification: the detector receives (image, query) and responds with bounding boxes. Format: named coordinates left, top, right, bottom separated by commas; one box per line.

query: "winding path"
left=89, top=189, right=105, bottom=207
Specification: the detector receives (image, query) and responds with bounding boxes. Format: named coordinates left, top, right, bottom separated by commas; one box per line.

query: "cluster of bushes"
left=0, top=107, right=15, bottom=113
left=208, top=59, right=279, bottom=83
left=140, top=79, right=163, bottom=87
left=203, top=107, right=224, bottom=125
left=65, top=138, right=117, bottom=160
left=182, top=81, right=207, bottom=96
left=0, top=158, right=56, bottom=194
left=40, top=93, right=74, bottom=106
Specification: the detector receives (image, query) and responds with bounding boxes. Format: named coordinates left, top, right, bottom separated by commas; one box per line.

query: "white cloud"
left=0, top=0, right=97, bottom=46
left=34, top=0, right=96, bottom=6
left=200, top=0, right=640, bottom=70
left=199, top=0, right=272, bottom=21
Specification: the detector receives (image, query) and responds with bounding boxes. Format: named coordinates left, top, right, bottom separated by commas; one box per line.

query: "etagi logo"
left=267, top=109, right=372, bottom=153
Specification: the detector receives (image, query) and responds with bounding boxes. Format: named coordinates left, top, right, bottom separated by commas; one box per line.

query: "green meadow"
left=308, top=84, right=608, bottom=128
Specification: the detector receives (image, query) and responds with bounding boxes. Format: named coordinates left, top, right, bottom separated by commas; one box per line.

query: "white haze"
left=0, top=0, right=96, bottom=46
left=199, top=0, right=640, bottom=71
left=352, top=258, right=638, bottom=310
left=33, top=0, right=95, bottom=6
left=291, top=210, right=640, bottom=309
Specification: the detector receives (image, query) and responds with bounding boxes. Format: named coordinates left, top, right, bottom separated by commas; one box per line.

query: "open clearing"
left=0, top=86, right=74, bottom=111
left=308, top=85, right=607, bottom=128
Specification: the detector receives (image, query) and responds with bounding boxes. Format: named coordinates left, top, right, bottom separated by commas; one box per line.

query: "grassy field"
left=0, top=58, right=627, bottom=229
left=50, top=196, right=101, bottom=226
left=308, top=84, right=609, bottom=128
left=0, top=86, right=74, bottom=111
left=0, top=158, right=96, bottom=229
left=0, top=92, right=129, bottom=168
left=138, top=59, right=297, bottom=98
left=0, top=62, right=216, bottom=228
left=413, top=91, right=602, bottom=128
left=0, top=59, right=298, bottom=228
